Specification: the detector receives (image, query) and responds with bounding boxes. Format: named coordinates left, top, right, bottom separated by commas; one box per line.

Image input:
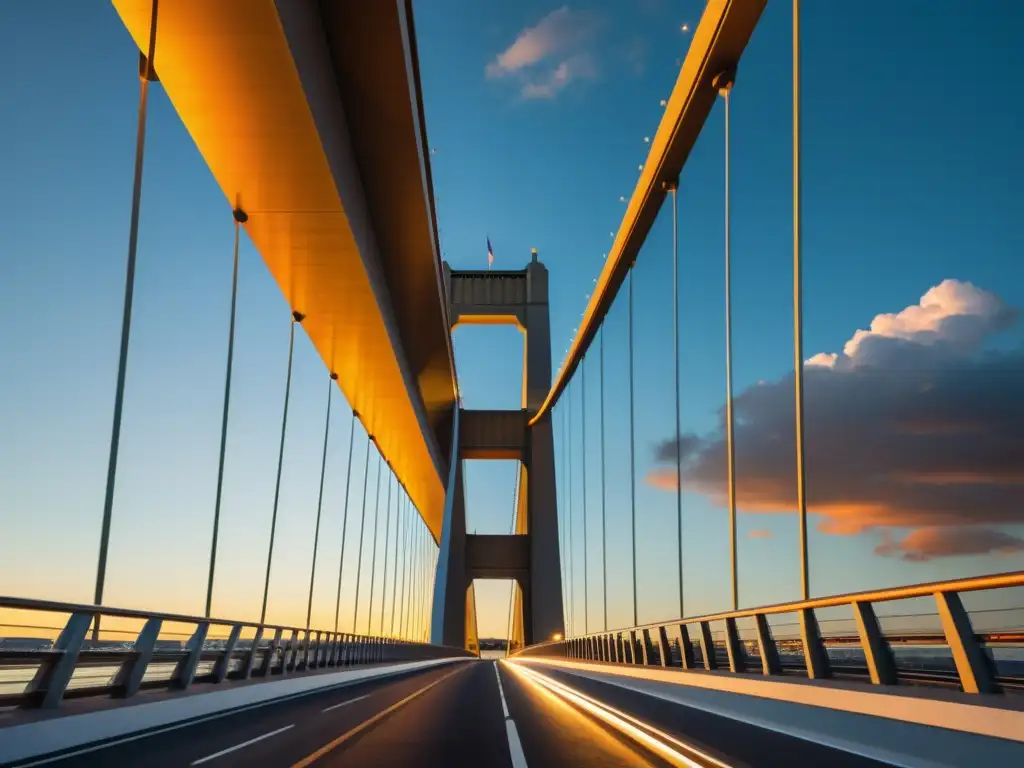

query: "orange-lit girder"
left=530, top=0, right=767, bottom=426
left=110, top=0, right=456, bottom=538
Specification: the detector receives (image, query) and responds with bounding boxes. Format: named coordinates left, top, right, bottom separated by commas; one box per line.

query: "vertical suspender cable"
left=389, top=491, right=403, bottom=636
left=504, top=470, right=519, bottom=651
left=716, top=71, right=738, bottom=611
left=628, top=268, right=638, bottom=628
left=426, top=536, right=435, bottom=641
left=793, top=0, right=810, bottom=601
left=600, top=328, right=608, bottom=631
left=367, top=460, right=385, bottom=635
left=388, top=487, right=403, bottom=635
left=415, top=525, right=424, bottom=640
left=379, top=473, right=394, bottom=633
left=581, top=357, right=588, bottom=636
left=669, top=182, right=684, bottom=619
left=407, top=507, right=417, bottom=640
left=94, top=0, right=160, bottom=638
left=352, top=438, right=374, bottom=632
left=567, top=382, right=574, bottom=637
left=422, top=528, right=430, bottom=641
left=425, top=530, right=432, bottom=641
left=407, top=524, right=415, bottom=643
left=205, top=206, right=246, bottom=618
left=260, top=311, right=303, bottom=624
left=421, top=528, right=429, bottom=641
left=400, top=499, right=412, bottom=638
left=360, top=452, right=383, bottom=634
left=333, top=411, right=357, bottom=632
left=560, top=404, right=568, bottom=634
left=306, top=373, right=336, bottom=629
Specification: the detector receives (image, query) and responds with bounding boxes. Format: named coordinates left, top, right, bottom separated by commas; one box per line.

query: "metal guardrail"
left=0, top=596, right=473, bottom=709
left=515, top=571, right=1024, bottom=696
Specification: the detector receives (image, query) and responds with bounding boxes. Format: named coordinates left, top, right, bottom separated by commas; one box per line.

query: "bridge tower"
left=430, top=250, right=565, bottom=648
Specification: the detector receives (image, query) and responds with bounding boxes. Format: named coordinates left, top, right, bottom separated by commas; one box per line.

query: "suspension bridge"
left=2, top=1, right=1022, bottom=766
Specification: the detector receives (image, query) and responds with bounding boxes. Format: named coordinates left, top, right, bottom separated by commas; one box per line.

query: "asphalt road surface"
left=10, top=659, right=895, bottom=767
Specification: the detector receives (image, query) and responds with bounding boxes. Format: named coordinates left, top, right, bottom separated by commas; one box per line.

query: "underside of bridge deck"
left=111, top=0, right=457, bottom=539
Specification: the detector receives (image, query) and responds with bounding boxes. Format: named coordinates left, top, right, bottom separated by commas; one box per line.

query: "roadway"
left=12, top=659, right=894, bottom=767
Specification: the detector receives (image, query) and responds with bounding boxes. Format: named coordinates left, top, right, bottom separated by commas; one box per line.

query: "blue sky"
left=1, top=1, right=1022, bottom=641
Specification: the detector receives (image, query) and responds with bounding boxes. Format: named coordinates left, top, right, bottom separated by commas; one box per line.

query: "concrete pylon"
left=430, top=251, right=565, bottom=648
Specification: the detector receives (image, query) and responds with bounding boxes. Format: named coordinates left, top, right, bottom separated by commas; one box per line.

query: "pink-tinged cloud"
left=875, top=527, right=1024, bottom=561
left=486, top=8, right=599, bottom=99
left=747, top=529, right=774, bottom=540
left=646, top=280, right=1024, bottom=560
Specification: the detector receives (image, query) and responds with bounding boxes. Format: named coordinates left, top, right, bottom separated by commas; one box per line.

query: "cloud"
left=486, top=7, right=599, bottom=99
left=647, top=279, right=1024, bottom=561
left=806, top=279, right=1017, bottom=370
left=520, top=55, right=597, bottom=100
left=875, top=527, right=1024, bottom=562
left=747, top=529, right=774, bottom=540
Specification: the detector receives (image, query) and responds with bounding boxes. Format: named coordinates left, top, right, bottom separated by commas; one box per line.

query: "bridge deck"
left=6, top=659, right=971, bottom=767
left=111, top=0, right=455, bottom=537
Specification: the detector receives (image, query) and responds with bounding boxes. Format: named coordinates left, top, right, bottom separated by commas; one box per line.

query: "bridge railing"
left=0, top=596, right=472, bottom=710
left=514, top=571, right=1024, bottom=696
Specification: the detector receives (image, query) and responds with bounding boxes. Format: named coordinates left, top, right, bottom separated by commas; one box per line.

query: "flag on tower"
left=487, top=237, right=494, bottom=270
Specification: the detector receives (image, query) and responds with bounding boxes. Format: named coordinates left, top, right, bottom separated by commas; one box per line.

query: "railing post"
left=852, top=601, right=896, bottom=685
left=754, top=614, right=781, bottom=675
left=305, top=630, right=316, bottom=670
left=724, top=618, right=747, bottom=673
left=678, top=624, right=695, bottom=670
left=113, top=617, right=162, bottom=698
left=243, top=627, right=264, bottom=680
left=283, top=629, right=299, bottom=673
left=641, top=629, right=655, bottom=666
left=699, top=621, right=718, bottom=670
left=657, top=626, right=671, bottom=667
left=171, top=622, right=209, bottom=690
left=211, top=624, right=242, bottom=683
left=260, top=628, right=283, bottom=677
left=798, top=608, right=830, bottom=679
left=305, top=630, right=317, bottom=669
left=25, top=611, right=92, bottom=709
left=935, top=591, right=999, bottom=694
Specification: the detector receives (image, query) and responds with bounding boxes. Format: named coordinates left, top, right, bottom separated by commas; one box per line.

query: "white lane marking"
left=505, top=719, right=529, bottom=768
left=495, top=662, right=529, bottom=768
left=493, top=662, right=510, bottom=718
left=511, top=663, right=729, bottom=768
left=189, top=724, right=294, bottom=766
left=321, top=693, right=370, bottom=713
